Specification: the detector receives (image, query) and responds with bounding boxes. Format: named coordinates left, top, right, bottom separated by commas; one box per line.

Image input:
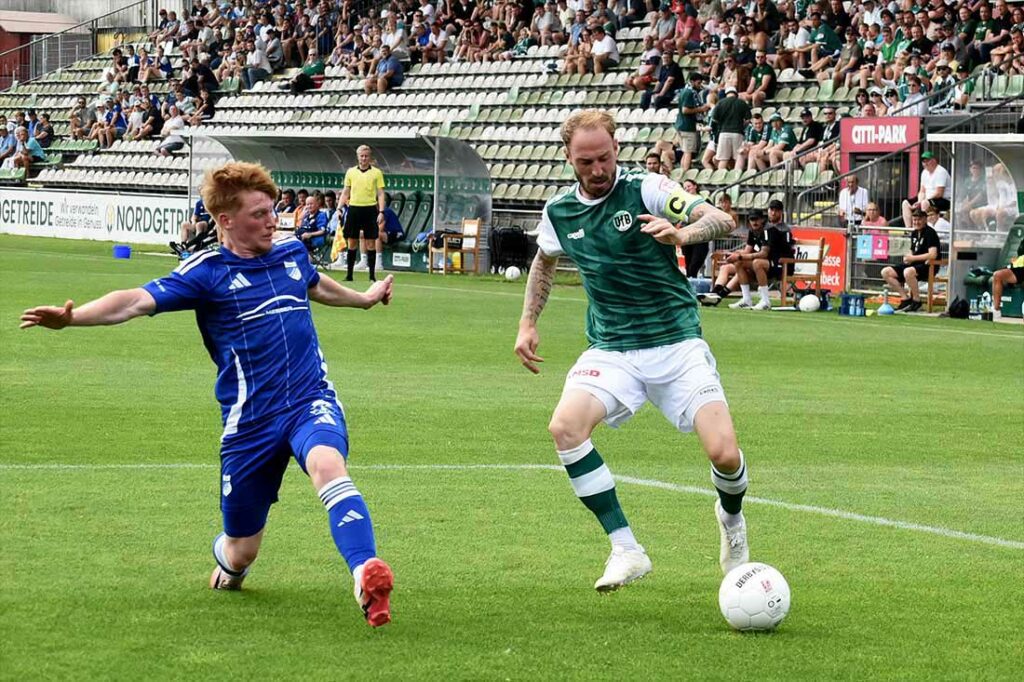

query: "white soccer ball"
left=798, top=294, right=821, bottom=312
left=719, top=562, right=791, bottom=631
left=504, top=266, right=521, bottom=281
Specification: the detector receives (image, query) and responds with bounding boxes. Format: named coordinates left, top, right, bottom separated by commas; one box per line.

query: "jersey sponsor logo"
left=567, top=228, right=585, bottom=240
left=221, top=474, right=232, bottom=497
left=611, top=210, right=633, bottom=232
left=228, top=272, right=252, bottom=291
left=569, top=368, right=601, bottom=378
left=284, top=259, right=302, bottom=281
left=236, top=294, right=309, bottom=322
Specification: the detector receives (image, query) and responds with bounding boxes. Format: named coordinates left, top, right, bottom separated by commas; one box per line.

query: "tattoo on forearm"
left=678, top=212, right=735, bottom=246
left=522, top=255, right=555, bottom=324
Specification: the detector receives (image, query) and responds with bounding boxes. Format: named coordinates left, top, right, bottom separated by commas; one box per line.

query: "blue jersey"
left=142, top=236, right=336, bottom=436
left=193, top=198, right=211, bottom=224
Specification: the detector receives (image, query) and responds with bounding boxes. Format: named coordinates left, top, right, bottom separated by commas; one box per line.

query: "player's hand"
left=366, top=274, right=393, bottom=307
left=20, top=300, right=74, bottom=330
left=638, top=214, right=681, bottom=245
left=514, top=324, right=543, bottom=374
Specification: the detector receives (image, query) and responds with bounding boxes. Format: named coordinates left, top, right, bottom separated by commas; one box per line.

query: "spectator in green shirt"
left=765, top=113, right=797, bottom=167
left=289, top=48, right=325, bottom=94
left=671, top=71, right=710, bottom=172
left=807, top=12, right=843, bottom=77
left=742, top=51, right=776, bottom=108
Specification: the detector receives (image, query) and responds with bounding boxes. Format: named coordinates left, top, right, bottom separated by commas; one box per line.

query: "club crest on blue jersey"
left=284, top=260, right=302, bottom=281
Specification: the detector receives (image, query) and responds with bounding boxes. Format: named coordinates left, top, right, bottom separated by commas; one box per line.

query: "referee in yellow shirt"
left=340, top=145, right=387, bottom=281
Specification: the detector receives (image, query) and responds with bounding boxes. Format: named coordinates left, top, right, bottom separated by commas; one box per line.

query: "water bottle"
left=970, top=297, right=980, bottom=320
left=981, top=292, right=992, bottom=321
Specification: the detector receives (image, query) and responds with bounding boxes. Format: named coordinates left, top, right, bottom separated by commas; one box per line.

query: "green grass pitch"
left=1, top=235, right=1022, bottom=680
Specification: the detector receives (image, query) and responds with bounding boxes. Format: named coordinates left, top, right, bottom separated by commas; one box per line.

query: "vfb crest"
left=612, top=210, right=633, bottom=232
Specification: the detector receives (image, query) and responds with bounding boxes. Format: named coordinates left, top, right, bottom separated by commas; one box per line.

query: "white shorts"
left=716, top=132, right=743, bottom=161
left=563, top=338, right=728, bottom=433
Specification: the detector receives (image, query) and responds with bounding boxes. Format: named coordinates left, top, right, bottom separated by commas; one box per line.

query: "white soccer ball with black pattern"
left=719, top=562, right=791, bottom=631
left=504, top=266, right=521, bottom=281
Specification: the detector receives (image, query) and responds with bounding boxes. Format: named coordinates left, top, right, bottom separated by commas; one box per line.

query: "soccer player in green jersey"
left=513, top=110, right=750, bottom=592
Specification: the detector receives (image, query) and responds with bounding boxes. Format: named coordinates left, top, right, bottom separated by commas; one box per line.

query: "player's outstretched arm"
left=309, top=273, right=393, bottom=309
left=639, top=202, right=736, bottom=247
left=19, top=288, right=156, bottom=330
left=514, top=251, right=557, bottom=374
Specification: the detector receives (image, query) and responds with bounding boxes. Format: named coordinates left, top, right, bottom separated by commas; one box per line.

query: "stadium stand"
left=1, top=0, right=1022, bottom=227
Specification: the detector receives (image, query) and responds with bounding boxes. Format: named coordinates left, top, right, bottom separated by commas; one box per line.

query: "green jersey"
left=536, top=167, right=705, bottom=351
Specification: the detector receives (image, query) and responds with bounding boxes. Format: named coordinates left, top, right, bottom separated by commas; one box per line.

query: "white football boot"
left=594, top=546, right=652, bottom=592
left=729, top=299, right=753, bottom=309
left=715, top=499, right=749, bottom=575
left=752, top=298, right=772, bottom=311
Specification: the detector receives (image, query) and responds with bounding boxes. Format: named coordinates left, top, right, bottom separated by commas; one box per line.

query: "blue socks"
left=318, top=476, right=377, bottom=572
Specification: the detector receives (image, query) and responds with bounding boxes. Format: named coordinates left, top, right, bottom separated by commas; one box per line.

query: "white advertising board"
left=0, top=189, right=191, bottom=245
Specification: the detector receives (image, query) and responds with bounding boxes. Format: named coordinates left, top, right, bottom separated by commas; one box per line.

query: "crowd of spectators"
left=0, top=110, right=53, bottom=171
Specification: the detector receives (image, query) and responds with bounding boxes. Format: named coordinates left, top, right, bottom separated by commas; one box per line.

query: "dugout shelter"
left=186, top=131, right=492, bottom=273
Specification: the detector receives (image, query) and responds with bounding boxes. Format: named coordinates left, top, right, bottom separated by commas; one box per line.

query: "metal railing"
left=0, top=0, right=163, bottom=90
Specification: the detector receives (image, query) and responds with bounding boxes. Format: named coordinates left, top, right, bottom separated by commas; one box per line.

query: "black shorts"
left=343, top=205, right=379, bottom=240
left=890, top=262, right=929, bottom=284
left=928, top=197, right=951, bottom=212
left=768, top=261, right=794, bottom=280
left=1009, top=267, right=1024, bottom=284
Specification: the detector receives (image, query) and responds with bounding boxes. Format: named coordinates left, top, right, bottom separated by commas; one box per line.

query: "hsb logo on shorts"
left=570, top=368, right=601, bottom=379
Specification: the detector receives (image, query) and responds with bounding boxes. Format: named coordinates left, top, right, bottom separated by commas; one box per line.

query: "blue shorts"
left=219, top=395, right=348, bottom=538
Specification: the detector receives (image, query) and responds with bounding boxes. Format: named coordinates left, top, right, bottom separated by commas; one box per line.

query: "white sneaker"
left=352, top=259, right=369, bottom=272
left=594, top=545, right=652, bottom=592
left=698, top=292, right=721, bottom=306
left=729, top=299, right=753, bottom=309
left=752, top=298, right=772, bottom=311
left=715, top=499, right=749, bottom=575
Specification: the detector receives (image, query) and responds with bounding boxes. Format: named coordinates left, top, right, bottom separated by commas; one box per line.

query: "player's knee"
left=548, top=415, right=591, bottom=450
left=705, top=435, right=741, bottom=472
left=305, top=446, right=348, bottom=484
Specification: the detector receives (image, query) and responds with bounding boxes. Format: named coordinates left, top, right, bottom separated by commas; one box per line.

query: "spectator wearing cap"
left=868, top=86, right=888, bottom=115
left=738, top=112, right=770, bottom=172
left=951, top=63, right=976, bottom=108
left=838, top=174, right=869, bottom=229
left=928, top=60, right=957, bottom=112
left=641, top=51, right=682, bottom=110
left=880, top=207, right=939, bottom=313
left=956, top=158, right=987, bottom=228
left=826, top=25, right=864, bottom=88
left=899, top=150, right=950, bottom=227
left=670, top=71, right=708, bottom=172
left=589, top=24, right=619, bottom=74
left=710, top=86, right=750, bottom=171
left=742, top=51, right=775, bottom=108
left=673, top=3, right=700, bottom=55
left=762, top=112, right=796, bottom=167
left=707, top=206, right=794, bottom=311
left=854, top=41, right=880, bottom=90
left=786, top=108, right=824, bottom=165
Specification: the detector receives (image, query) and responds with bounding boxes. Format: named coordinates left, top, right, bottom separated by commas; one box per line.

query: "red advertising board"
left=839, top=116, right=921, bottom=195
left=791, top=227, right=847, bottom=293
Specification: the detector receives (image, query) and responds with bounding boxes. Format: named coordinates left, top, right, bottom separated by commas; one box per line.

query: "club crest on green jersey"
left=612, top=211, right=633, bottom=232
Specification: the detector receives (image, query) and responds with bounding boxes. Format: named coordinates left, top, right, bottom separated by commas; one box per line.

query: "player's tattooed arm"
left=515, top=251, right=557, bottom=374
left=520, top=251, right=558, bottom=325
left=677, top=202, right=736, bottom=246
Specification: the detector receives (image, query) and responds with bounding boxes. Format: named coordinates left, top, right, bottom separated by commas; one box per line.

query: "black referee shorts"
left=343, top=205, right=379, bottom=240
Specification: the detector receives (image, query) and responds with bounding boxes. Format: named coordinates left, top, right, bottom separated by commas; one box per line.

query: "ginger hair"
left=200, top=161, right=278, bottom=221
left=560, top=109, right=616, bottom=148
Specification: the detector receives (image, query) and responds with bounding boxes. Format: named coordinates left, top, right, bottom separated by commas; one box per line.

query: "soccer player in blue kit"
left=20, top=162, right=396, bottom=627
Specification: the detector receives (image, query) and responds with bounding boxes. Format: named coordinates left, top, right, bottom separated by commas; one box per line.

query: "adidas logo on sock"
left=228, top=272, right=252, bottom=291
left=336, top=510, right=365, bottom=527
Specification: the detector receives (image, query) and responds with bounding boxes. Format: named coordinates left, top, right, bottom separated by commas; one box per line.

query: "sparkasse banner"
left=0, top=189, right=190, bottom=245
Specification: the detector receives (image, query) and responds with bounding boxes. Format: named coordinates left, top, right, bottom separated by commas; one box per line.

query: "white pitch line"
left=1, top=462, right=1021, bottom=550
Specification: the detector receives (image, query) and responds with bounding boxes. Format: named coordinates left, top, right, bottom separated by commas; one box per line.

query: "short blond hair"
left=357, top=144, right=372, bottom=154
left=200, top=161, right=278, bottom=220
left=560, top=109, right=616, bottom=147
